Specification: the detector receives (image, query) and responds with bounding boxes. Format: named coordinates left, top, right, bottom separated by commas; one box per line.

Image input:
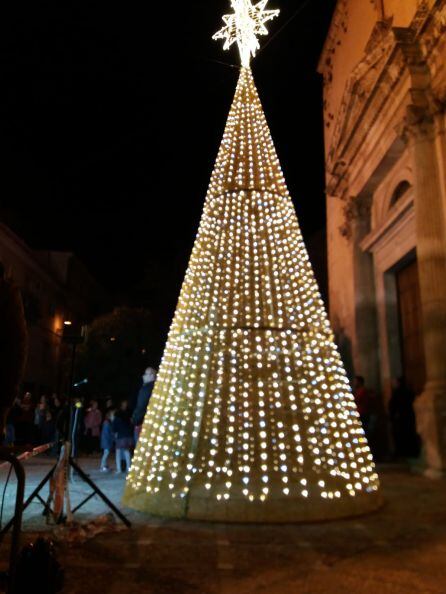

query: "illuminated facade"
left=0, top=222, right=105, bottom=395
left=123, top=1, right=381, bottom=522
left=319, top=0, right=446, bottom=476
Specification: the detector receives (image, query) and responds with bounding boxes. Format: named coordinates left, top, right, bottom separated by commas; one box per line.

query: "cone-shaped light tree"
left=124, top=0, right=382, bottom=522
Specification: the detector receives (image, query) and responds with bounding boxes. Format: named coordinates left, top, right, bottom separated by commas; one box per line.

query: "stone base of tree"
left=123, top=484, right=383, bottom=523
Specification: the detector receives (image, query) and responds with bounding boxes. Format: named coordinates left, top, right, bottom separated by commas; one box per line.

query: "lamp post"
left=62, top=321, right=85, bottom=460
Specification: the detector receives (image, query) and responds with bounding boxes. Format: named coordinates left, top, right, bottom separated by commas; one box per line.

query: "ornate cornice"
left=325, top=1, right=446, bottom=199
left=395, top=111, right=433, bottom=151
left=326, top=160, right=349, bottom=197
left=339, top=194, right=373, bottom=240
left=421, top=1, right=446, bottom=101
left=411, top=0, right=433, bottom=36
left=424, top=2, right=446, bottom=55
left=393, top=22, right=446, bottom=144
left=370, top=0, right=385, bottom=19
left=318, top=0, right=349, bottom=87
left=326, top=18, right=400, bottom=188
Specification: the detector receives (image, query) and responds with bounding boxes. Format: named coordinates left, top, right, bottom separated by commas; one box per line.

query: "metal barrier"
left=0, top=442, right=130, bottom=535
left=0, top=448, right=26, bottom=594
left=0, top=441, right=131, bottom=592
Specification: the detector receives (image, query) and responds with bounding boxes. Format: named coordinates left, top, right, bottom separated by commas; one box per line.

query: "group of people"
left=5, top=392, right=65, bottom=448
left=353, top=374, right=420, bottom=459
left=80, top=398, right=135, bottom=474
left=98, top=366, right=157, bottom=474
left=3, top=366, right=158, bottom=476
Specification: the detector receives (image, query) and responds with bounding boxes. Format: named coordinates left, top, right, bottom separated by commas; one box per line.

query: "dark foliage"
left=75, top=307, right=154, bottom=401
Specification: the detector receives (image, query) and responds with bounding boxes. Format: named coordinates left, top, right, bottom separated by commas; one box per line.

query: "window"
left=390, top=180, right=411, bottom=208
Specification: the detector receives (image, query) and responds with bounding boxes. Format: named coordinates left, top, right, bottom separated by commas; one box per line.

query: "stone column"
left=352, top=196, right=381, bottom=393
left=341, top=195, right=381, bottom=392
left=406, top=105, right=446, bottom=478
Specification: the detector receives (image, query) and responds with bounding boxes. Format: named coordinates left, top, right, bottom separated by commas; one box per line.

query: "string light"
left=123, top=2, right=381, bottom=523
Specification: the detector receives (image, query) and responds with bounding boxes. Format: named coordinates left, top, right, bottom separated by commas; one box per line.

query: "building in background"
left=0, top=222, right=107, bottom=396
left=319, top=0, right=446, bottom=475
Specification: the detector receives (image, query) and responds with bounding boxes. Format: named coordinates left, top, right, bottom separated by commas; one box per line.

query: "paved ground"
left=1, top=456, right=446, bottom=593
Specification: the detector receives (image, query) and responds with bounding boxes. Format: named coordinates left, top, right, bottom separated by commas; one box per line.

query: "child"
left=100, top=409, right=115, bottom=472
left=112, top=400, right=134, bottom=474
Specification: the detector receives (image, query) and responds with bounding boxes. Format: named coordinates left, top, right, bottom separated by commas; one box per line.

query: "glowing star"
left=213, top=0, right=280, bottom=68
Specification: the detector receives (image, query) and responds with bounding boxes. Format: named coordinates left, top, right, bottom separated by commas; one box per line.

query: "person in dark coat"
left=34, top=395, right=49, bottom=444
left=132, top=367, right=157, bottom=443
left=41, top=410, right=56, bottom=448
left=112, top=400, right=134, bottom=474
left=0, top=261, right=28, bottom=439
left=4, top=397, right=22, bottom=445
left=389, top=377, right=420, bottom=458
left=16, top=392, right=35, bottom=445
left=83, top=399, right=102, bottom=454
left=353, top=376, right=376, bottom=436
left=100, top=408, right=115, bottom=471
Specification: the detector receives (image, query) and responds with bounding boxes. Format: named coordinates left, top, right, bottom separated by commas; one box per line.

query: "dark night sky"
left=0, top=0, right=336, bottom=327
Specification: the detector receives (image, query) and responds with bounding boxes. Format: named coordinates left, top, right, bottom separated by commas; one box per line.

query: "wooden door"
left=396, top=259, right=426, bottom=394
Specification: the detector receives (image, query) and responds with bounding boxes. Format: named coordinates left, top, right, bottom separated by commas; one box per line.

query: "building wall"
left=319, top=0, right=446, bottom=468
left=383, top=0, right=417, bottom=27
left=326, top=197, right=356, bottom=376
left=0, top=223, right=106, bottom=397
left=321, top=0, right=377, bottom=153
left=0, top=224, right=65, bottom=393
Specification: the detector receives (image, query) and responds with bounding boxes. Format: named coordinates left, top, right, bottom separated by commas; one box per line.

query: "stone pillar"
left=352, top=198, right=381, bottom=392
left=352, top=195, right=386, bottom=457
left=406, top=106, right=446, bottom=478
left=342, top=195, right=381, bottom=392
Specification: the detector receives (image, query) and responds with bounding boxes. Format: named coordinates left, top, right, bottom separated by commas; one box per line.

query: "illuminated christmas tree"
left=123, top=0, right=381, bottom=522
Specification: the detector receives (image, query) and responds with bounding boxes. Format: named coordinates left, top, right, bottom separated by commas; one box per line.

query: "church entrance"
left=396, top=258, right=426, bottom=395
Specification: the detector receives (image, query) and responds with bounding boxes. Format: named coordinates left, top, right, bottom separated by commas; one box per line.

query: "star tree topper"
left=213, top=0, right=280, bottom=68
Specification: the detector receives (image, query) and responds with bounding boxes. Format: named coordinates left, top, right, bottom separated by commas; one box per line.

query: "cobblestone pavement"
left=0, top=457, right=445, bottom=593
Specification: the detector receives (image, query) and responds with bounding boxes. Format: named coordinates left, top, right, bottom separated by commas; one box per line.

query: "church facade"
left=319, top=0, right=446, bottom=476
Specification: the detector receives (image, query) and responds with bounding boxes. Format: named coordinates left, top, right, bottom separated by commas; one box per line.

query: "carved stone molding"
left=339, top=195, right=372, bottom=240
left=326, top=19, right=397, bottom=171
left=327, top=2, right=446, bottom=191
left=422, top=2, right=446, bottom=55
left=324, top=0, right=446, bottom=234
left=370, top=0, right=385, bottom=19
left=365, top=17, right=394, bottom=54
left=398, top=105, right=436, bottom=144
left=411, top=0, right=433, bottom=36
left=327, top=160, right=349, bottom=196
left=393, top=24, right=446, bottom=144
left=421, top=1, right=446, bottom=99
left=320, top=0, right=349, bottom=90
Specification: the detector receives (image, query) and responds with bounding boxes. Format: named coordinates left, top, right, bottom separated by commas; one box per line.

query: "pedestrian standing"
left=389, top=377, right=420, bottom=458
left=112, top=400, right=134, bottom=474
left=41, top=410, right=56, bottom=448
left=132, top=367, right=157, bottom=444
left=4, top=397, right=21, bottom=446
left=100, top=408, right=115, bottom=472
left=353, top=376, right=375, bottom=438
left=17, top=392, right=35, bottom=445
left=0, top=260, right=27, bottom=440
left=84, top=399, right=102, bottom=454
left=50, top=394, right=63, bottom=420
left=34, top=395, right=49, bottom=444
left=105, top=397, right=114, bottom=410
